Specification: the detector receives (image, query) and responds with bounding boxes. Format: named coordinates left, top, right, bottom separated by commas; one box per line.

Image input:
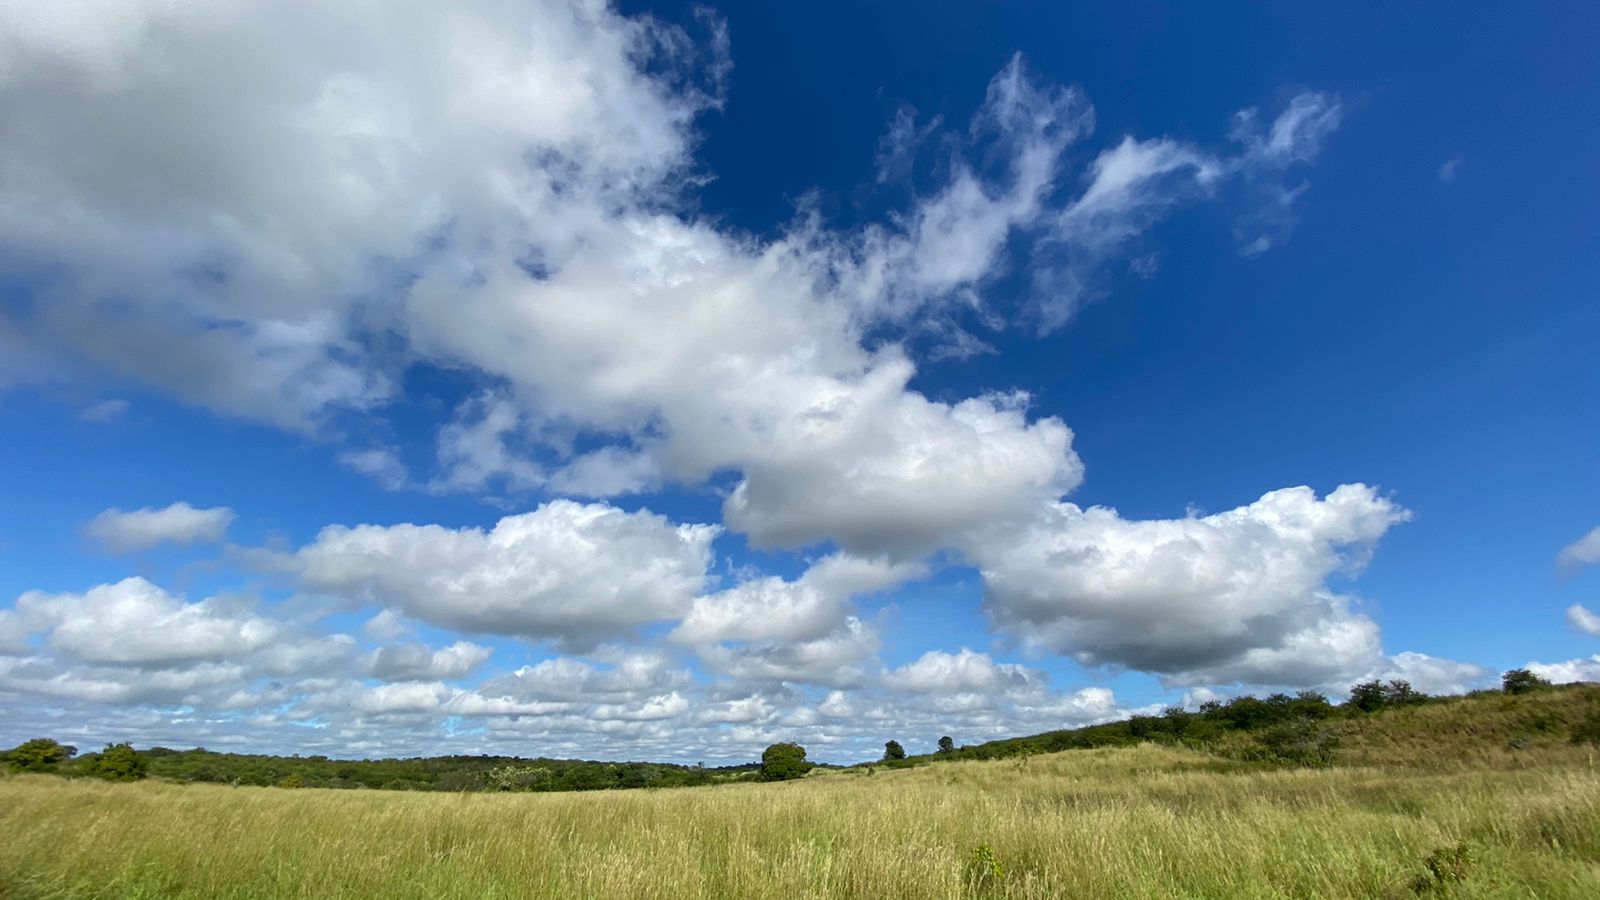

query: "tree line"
left=4, top=669, right=1559, bottom=789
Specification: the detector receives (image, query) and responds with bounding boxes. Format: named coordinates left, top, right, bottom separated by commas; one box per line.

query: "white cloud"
left=15, top=577, right=277, bottom=666
left=429, top=391, right=544, bottom=494
left=1233, top=92, right=1343, bottom=167
left=696, top=617, right=881, bottom=688
left=84, top=502, right=235, bottom=552
left=366, top=641, right=492, bottom=682
left=473, top=652, right=687, bottom=704
left=0, top=0, right=722, bottom=428
left=593, top=692, right=691, bottom=722
left=1568, top=604, right=1600, bottom=637
left=0, top=655, right=246, bottom=705
left=351, top=681, right=453, bottom=715
left=1558, top=526, right=1600, bottom=571
left=695, top=694, right=777, bottom=725
left=1369, top=651, right=1492, bottom=696
left=340, top=448, right=409, bottom=491
left=361, top=608, right=410, bottom=642
left=3, top=4, right=1345, bottom=565
left=0, top=609, right=31, bottom=654
left=672, top=554, right=923, bottom=645
left=77, top=398, right=129, bottom=422
left=883, top=648, right=1044, bottom=695
left=1438, top=158, right=1461, bottom=183
left=278, top=500, right=718, bottom=644
left=1526, top=655, right=1600, bottom=685
left=1226, top=91, right=1342, bottom=255
left=970, top=484, right=1412, bottom=685
left=0, top=2, right=1397, bottom=763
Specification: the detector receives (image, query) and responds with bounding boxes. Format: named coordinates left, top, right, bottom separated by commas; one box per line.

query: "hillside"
left=896, top=681, right=1600, bottom=771
left=4, top=731, right=1599, bottom=898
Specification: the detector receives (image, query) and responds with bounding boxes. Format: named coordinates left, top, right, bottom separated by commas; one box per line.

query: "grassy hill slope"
left=2, top=683, right=1598, bottom=898
left=3, top=737, right=1598, bottom=899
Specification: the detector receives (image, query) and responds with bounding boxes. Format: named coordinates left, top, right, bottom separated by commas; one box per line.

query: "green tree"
left=4, top=737, right=74, bottom=772
left=89, top=743, right=149, bottom=781
left=759, top=742, right=811, bottom=781
left=1502, top=668, right=1551, bottom=695
left=937, top=735, right=955, bottom=754
left=883, top=740, right=906, bottom=761
left=1347, top=680, right=1389, bottom=713
left=1384, top=679, right=1425, bottom=705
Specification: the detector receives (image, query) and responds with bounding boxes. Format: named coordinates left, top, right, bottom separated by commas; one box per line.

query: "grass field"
left=4, top=732, right=1599, bottom=900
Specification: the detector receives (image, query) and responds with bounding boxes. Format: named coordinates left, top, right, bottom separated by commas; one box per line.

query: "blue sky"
left=0, top=1, right=1596, bottom=763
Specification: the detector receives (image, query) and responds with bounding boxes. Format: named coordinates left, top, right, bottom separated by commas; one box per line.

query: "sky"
left=0, top=1, right=1597, bottom=764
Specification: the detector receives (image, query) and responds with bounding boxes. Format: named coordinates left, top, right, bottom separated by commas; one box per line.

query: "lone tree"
left=89, top=743, right=149, bottom=782
left=4, top=737, right=74, bottom=772
left=1502, top=668, right=1552, bottom=695
left=760, top=742, right=812, bottom=781
left=1347, top=680, right=1389, bottom=713
left=883, top=740, right=906, bottom=761
left=937, top=736, right=955, bottom=754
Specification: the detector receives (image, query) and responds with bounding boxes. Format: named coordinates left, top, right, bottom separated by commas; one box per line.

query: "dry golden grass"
left=3, top=741, right=1599, bottom=899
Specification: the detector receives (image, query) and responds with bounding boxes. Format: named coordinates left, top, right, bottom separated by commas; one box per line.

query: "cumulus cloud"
left=14, top=577, right=277, bottom=666
left=696, top=617, right=882, bottom=689
left=0, top=609, right=31, bottom=654
left=84, top=502, right=235, bottom=552
left=971, top=484, right=1412, bottom=686
left=883, top=648, right=1045, bottom=695
left=672, top=554, right=923, bottom=645
left=1367, top=651, right=1492, bottom=696
left=0, top=1, right=1406, bottom=762
left=475, top=652, right=688, bottom=704
left=1526, top=656, right=1600, bottom=685
left=1, top=2, right=1345, bottom=564
left=366, top=641, right=492, bottom=682
left=274, top=500, right=718, bottom=645
left=0, top=0, right=723, bottom=428
left=671, top=554, right=924, bottom=691
left=1558, top=526, right=1600, bottom=572
left=1568, top=604, right=1600, bottom=637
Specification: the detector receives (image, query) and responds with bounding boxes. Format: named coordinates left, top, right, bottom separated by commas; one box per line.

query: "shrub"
left=1289, top=690, right=1334, bottom=719
left=1411, top=841, right=1476, bottom=893
left=1348, top=680, right=1390, bottom=712
left=1245, top=720, right=1338, bottom=767
left=965, top=843, right=1005, bottom=892
left=1385, top=680, right=1426, bottom=705
left=4, top=738, right=74, bottom=772
left=759, top=742, right=812, bottom=781
left=1569, top=710, right=1600, bottom=745
left=1502, top=668, right=1551, bottom=695
left=89, top=743, right=149, bottom=782
left=883, top=740, right=906, bottom=761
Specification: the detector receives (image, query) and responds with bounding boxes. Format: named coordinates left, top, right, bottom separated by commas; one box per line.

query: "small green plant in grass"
left=1411, top=841, right=1476, bottom=893
left=965, top=843, right=1005, bottom=890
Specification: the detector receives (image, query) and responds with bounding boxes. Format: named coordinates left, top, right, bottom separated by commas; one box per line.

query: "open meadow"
left=4, top=733, right=1599, bottom=900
